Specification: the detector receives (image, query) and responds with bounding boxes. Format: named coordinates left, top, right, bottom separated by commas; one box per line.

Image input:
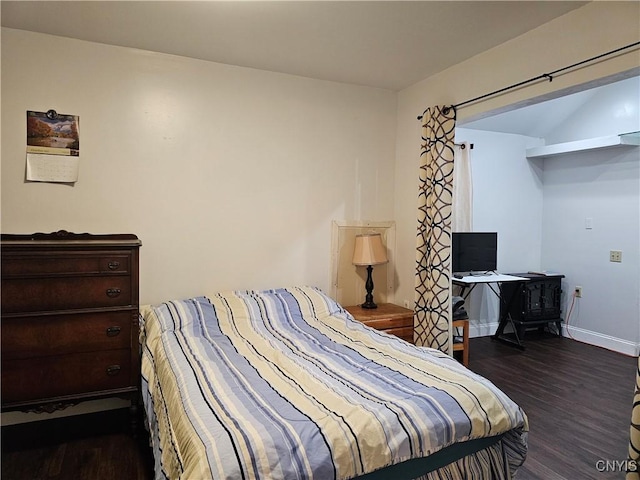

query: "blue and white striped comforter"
left=140, top=286, right=527, bottom=479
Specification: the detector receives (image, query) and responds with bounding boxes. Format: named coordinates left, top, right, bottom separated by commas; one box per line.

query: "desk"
left=452, top=273, right=530, bottom=349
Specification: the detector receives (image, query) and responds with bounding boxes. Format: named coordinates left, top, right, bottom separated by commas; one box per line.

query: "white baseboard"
left=0, top=397, right=130, bottom=426
left=564, top=325, right=640, bottom=357
left=468, top=320, right=639, bottom=357
left=469, top=321, right=500, bottom=338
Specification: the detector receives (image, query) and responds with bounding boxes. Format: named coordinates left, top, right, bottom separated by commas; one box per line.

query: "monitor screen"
left=452, top=232, right=497, bottom=273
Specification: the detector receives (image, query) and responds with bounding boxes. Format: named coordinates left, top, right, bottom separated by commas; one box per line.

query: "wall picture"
left=26, top=110, right=79, bottom=156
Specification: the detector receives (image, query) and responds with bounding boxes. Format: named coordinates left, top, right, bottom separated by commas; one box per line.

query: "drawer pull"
left=107, top=261, right=121, bottom=270
left=106, top=326, right=121, bottom=337
left=106, top=288, right=121, bottom=298
left=106, top=365, right=121, bottom=376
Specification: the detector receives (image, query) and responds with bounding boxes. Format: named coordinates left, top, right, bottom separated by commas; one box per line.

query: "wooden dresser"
left=345, top=303, right=414, bottom=343
left=1, top=231, right=142, bottom=422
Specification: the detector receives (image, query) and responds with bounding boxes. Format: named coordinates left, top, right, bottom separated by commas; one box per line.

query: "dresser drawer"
left=2, top=253, right=130, bottom=277
left=384, top=326, right=414, bottom=343
left=2, top=349, right=133, bottom=404
left=2, top=276, right=133, bottom=313
left=360, top=316, right=413, bottom=331
left=1, top=311, right=134, bottom=360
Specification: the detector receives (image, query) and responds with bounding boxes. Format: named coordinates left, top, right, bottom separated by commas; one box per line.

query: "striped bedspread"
left=140, top=286, right=528, bottom=480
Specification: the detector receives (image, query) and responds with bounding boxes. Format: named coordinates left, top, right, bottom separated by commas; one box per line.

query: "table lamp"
left=352, top=233, right=388, bottom=309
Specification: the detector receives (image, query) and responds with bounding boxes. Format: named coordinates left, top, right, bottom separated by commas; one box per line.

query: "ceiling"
left=1, top=1, right=587, bottom=91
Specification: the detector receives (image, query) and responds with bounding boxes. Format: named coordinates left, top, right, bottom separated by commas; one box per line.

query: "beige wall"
left=2, top=3, right=638, bottom=314
left=4, top=4, right=638, bottom=311
left=1, top=28, right=398, bottom=305
left=393, top=2, right=640, bottom=308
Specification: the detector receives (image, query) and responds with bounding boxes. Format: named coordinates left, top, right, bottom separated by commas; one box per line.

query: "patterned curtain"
left=629, top=356, right=640, bottom=480
left=414, top=106, right=456, bottom=352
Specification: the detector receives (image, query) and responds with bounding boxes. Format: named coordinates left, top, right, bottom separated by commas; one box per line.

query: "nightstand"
left=345, top=303, right=414, bottom=343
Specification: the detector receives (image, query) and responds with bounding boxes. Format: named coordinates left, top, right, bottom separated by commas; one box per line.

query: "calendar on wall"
left=25, top=109, right=80, bottom=183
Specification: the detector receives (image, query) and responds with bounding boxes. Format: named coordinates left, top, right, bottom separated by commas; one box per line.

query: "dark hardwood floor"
left=2, top=333, right=637, bottom=479
left=468, top=332, right=637, bottom=480
left=1, top=408, right=154, bottom=480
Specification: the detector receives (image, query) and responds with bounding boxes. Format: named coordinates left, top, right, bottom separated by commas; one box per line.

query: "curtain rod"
left=417, top=41, right=640, bottom=121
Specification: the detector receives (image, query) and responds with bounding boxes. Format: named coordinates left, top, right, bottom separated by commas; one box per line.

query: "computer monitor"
left=452, top=232, right=497, bottom=274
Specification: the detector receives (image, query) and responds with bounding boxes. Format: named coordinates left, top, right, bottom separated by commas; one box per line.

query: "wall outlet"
left=574, top=286, right=583, bottom=298
left=610, top=250, right=622, bottom=263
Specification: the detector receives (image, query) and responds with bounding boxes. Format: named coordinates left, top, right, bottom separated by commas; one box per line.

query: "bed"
left=139, top=285, right=528, bottom=479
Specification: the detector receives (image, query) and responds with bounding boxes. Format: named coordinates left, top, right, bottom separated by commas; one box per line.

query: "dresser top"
left=1, top=230, right=141, bottom=247
left=344, top=303, right=413, bottom=320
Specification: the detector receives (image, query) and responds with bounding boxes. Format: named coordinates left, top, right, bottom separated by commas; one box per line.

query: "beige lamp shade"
left=352, top=233, right=388, bottom=266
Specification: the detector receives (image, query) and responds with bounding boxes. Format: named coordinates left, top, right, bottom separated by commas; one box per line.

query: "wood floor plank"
left=44, top=444, right=66, bottom=478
